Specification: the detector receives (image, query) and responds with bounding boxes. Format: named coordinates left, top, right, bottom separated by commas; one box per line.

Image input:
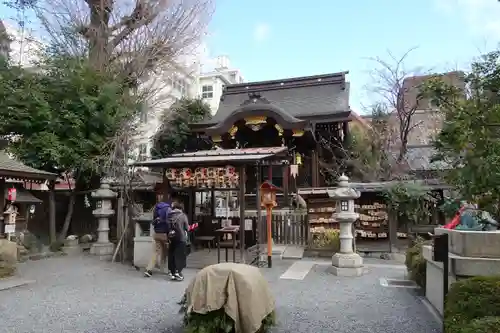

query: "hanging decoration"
left=244, top=116, right=267, bottom=126
left=245, top=116, right=267, bottom=132
left=274, top=124, right=284, bottom=136
left=165, top=166, right=239, bottom=188
left=211, top=135, right=222, bottom=143
left=292, top=129, right=304, bottom=137
left=295, top=152, right=302, bottom=165
left=228, top=125, right=238, bottom=139
left=290, top=165, right=299, bottom=178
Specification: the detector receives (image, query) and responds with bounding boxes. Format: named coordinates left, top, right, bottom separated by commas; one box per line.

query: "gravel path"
left=0, top=256, right=439, bottom=333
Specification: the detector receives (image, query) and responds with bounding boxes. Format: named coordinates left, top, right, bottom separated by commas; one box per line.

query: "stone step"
left=282, top=246, right=304, bottom=260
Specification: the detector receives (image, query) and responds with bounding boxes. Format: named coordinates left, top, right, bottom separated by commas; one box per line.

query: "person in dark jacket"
left=144, top=194, right=172, bottom=278
left=167, top=200, right=190, bottom=281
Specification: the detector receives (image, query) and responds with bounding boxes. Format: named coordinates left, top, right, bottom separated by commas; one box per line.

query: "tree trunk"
left=57, top=191, right=76, bottom=242
left=48, top=181, right=57, bottom=243
left=87, top=0, right=112, bottom=71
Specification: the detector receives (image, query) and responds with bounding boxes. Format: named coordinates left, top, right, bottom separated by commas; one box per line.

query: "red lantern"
left=7, top=188, right=16, bottom=202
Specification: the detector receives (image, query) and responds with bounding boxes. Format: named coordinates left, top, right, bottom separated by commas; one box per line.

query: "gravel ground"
left=0, top=256, right=439, bottom=333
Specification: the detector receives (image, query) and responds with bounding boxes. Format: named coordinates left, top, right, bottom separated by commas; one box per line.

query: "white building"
left=1, top=21, right=41, bottom=67
left=197, top=55, right=244, bottom=114
left=133, top=55, right=245, bottom=161
left=133, top=64, right=199, bottom=162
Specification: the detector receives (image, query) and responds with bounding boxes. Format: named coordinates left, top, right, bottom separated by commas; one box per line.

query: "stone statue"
left=456, top=204, right=499, bottom=231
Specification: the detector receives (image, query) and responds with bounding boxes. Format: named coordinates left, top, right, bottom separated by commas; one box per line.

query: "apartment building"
left=198, top=55, right=244, bottom=114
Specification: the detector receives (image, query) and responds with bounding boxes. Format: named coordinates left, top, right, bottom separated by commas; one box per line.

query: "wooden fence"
left=261, top=213, right=308, bottom=246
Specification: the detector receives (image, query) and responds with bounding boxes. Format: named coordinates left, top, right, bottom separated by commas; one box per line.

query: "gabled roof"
left=133, top=147, right=288, bottom=167
left=196, top=72, right=350, bottom=127
left=0, top=150, right=57, bottom=182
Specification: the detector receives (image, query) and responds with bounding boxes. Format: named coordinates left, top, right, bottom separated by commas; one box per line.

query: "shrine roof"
left=0, top=150, right=57, bottom=182
left=133, top=147, right=288, bottom=168
left=195, top=72, right=350, bottom=127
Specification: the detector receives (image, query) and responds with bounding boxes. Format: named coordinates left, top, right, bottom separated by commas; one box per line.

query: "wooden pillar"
left=0, top=179, right=4, bottom=239
left=255, top=163, right=262, bottom=246
left=161, top=168, right=170, bottom=202
left=48, top=180, right=56, bottom=243
left=342, top=121, right=350, bottom=148
left=283, top=163, right=289, bottom=207
left=311, top=150, right=319, bottom=187
left=238, top=165, right=246, bottom=262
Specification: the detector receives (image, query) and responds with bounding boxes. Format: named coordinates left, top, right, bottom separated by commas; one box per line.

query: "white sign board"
left=215, top=207, right=229, bottom=217
left=4, top=224, right=15, bottom=234
left=244, top=219, right=253, bottom=231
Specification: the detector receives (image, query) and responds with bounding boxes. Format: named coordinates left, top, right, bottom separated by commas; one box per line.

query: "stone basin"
left=435, top=227, right=500, bottom=258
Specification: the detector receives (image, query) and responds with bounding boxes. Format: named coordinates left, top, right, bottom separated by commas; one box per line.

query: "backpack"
left=168, top=220, right=183, bottom=241
left=153, top=202, right=171, bottom=234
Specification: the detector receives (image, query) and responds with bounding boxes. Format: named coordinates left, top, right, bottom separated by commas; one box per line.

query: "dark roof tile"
left=198, top=72, right=350, bottom=125
left=0, top=151, right=57, bottom=180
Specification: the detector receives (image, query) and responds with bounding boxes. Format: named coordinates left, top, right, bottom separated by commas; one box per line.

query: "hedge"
left=405, top=237, right=431, bottom=288
left=456, top=316, right=500, bottom=333
left=444, top=276, right=500, bottom=333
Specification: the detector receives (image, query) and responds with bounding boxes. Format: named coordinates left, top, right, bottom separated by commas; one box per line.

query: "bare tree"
left=317, top=104, right=396, bottom=183
left=367, top=47, right=428, bottom=165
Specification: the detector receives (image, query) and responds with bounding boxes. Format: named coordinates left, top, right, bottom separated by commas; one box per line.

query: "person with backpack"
left=167, top=200, right=190, bottom=281
left=144, top=194, right=172, bottom=278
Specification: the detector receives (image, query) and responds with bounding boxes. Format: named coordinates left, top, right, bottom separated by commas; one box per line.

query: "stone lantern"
left=90, top=178, right=117, bottom=260
left=327, top=174, right=364, bottom=276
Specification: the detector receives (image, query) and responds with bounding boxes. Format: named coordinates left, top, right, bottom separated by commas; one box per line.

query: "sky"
left=205, top=0, right=500, bottom=113
left=1, top=0, right=500, bottom=114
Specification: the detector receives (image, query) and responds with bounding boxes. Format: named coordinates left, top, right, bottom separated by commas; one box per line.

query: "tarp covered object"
left=185, top=262, right=275, bottom=333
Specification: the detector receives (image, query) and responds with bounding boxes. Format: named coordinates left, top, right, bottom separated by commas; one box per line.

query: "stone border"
left=0, top=277, right=35, bottom=291
left=379, top=278, right=419, bottom=288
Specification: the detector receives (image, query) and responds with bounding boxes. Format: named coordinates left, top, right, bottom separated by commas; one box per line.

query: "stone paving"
left=0, top=256, right=440, bottom=333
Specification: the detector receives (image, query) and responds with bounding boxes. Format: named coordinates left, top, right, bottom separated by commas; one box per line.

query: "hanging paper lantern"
left=165, top=168, right=177, bottom=180
left=180, top=168, right=192, bottom=179
left=199, top=167, right=208, bottom=179
left=231, top=174, right=239, bottom=186
left=194, top=168, right=203, bottom=178
left=207, top=167, right=216, bottom=179
left=225, top=165, right=236, bottom=176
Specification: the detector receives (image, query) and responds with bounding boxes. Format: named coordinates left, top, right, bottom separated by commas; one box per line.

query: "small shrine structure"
left=0, top=142, right=57, bottom=238
left=133, top=147, right=289, bottom=268
left=188, top=72, right=370, bottom=203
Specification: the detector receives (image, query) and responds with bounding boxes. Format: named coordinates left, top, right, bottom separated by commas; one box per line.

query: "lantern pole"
left=267, top=204, right=272, bottom=268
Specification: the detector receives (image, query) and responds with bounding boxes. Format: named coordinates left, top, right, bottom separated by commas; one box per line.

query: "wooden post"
left=283, top=163, right=289, bottom=207
left=266, top=205, right=272, bottom=268
left=48, top=180, right=56, bottom=243
left=255, top=163, right=261, bottom=246
left=311, top=150, right=319, bottom=187
left=116, top=196, right=124, bottom=261
left=0, top=179, right=5, bottom=239
left=239, top=165, right=246, bottom=263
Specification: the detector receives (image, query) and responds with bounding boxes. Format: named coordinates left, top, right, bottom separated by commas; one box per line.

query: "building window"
left=202, top=85, right=213, bottom=98
left=138, top=144, right=148, bottom=161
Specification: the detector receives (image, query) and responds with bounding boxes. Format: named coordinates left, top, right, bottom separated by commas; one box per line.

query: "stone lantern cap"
left=326, top=174, right=360, bottom=200
left=91, top=178, right=118, bottom=200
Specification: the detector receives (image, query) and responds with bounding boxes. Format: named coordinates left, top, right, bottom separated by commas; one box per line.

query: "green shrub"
left=0, top=254, right=16, bottom=278
left=456, top=316, right=500, bottom=333
left=311, top=228, right=340, bottom=250
left=179, top=294, right=276, bottom=333
left=444, top=276, right=500, bottom=333
left=405, top=237, right=431, bottom=288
